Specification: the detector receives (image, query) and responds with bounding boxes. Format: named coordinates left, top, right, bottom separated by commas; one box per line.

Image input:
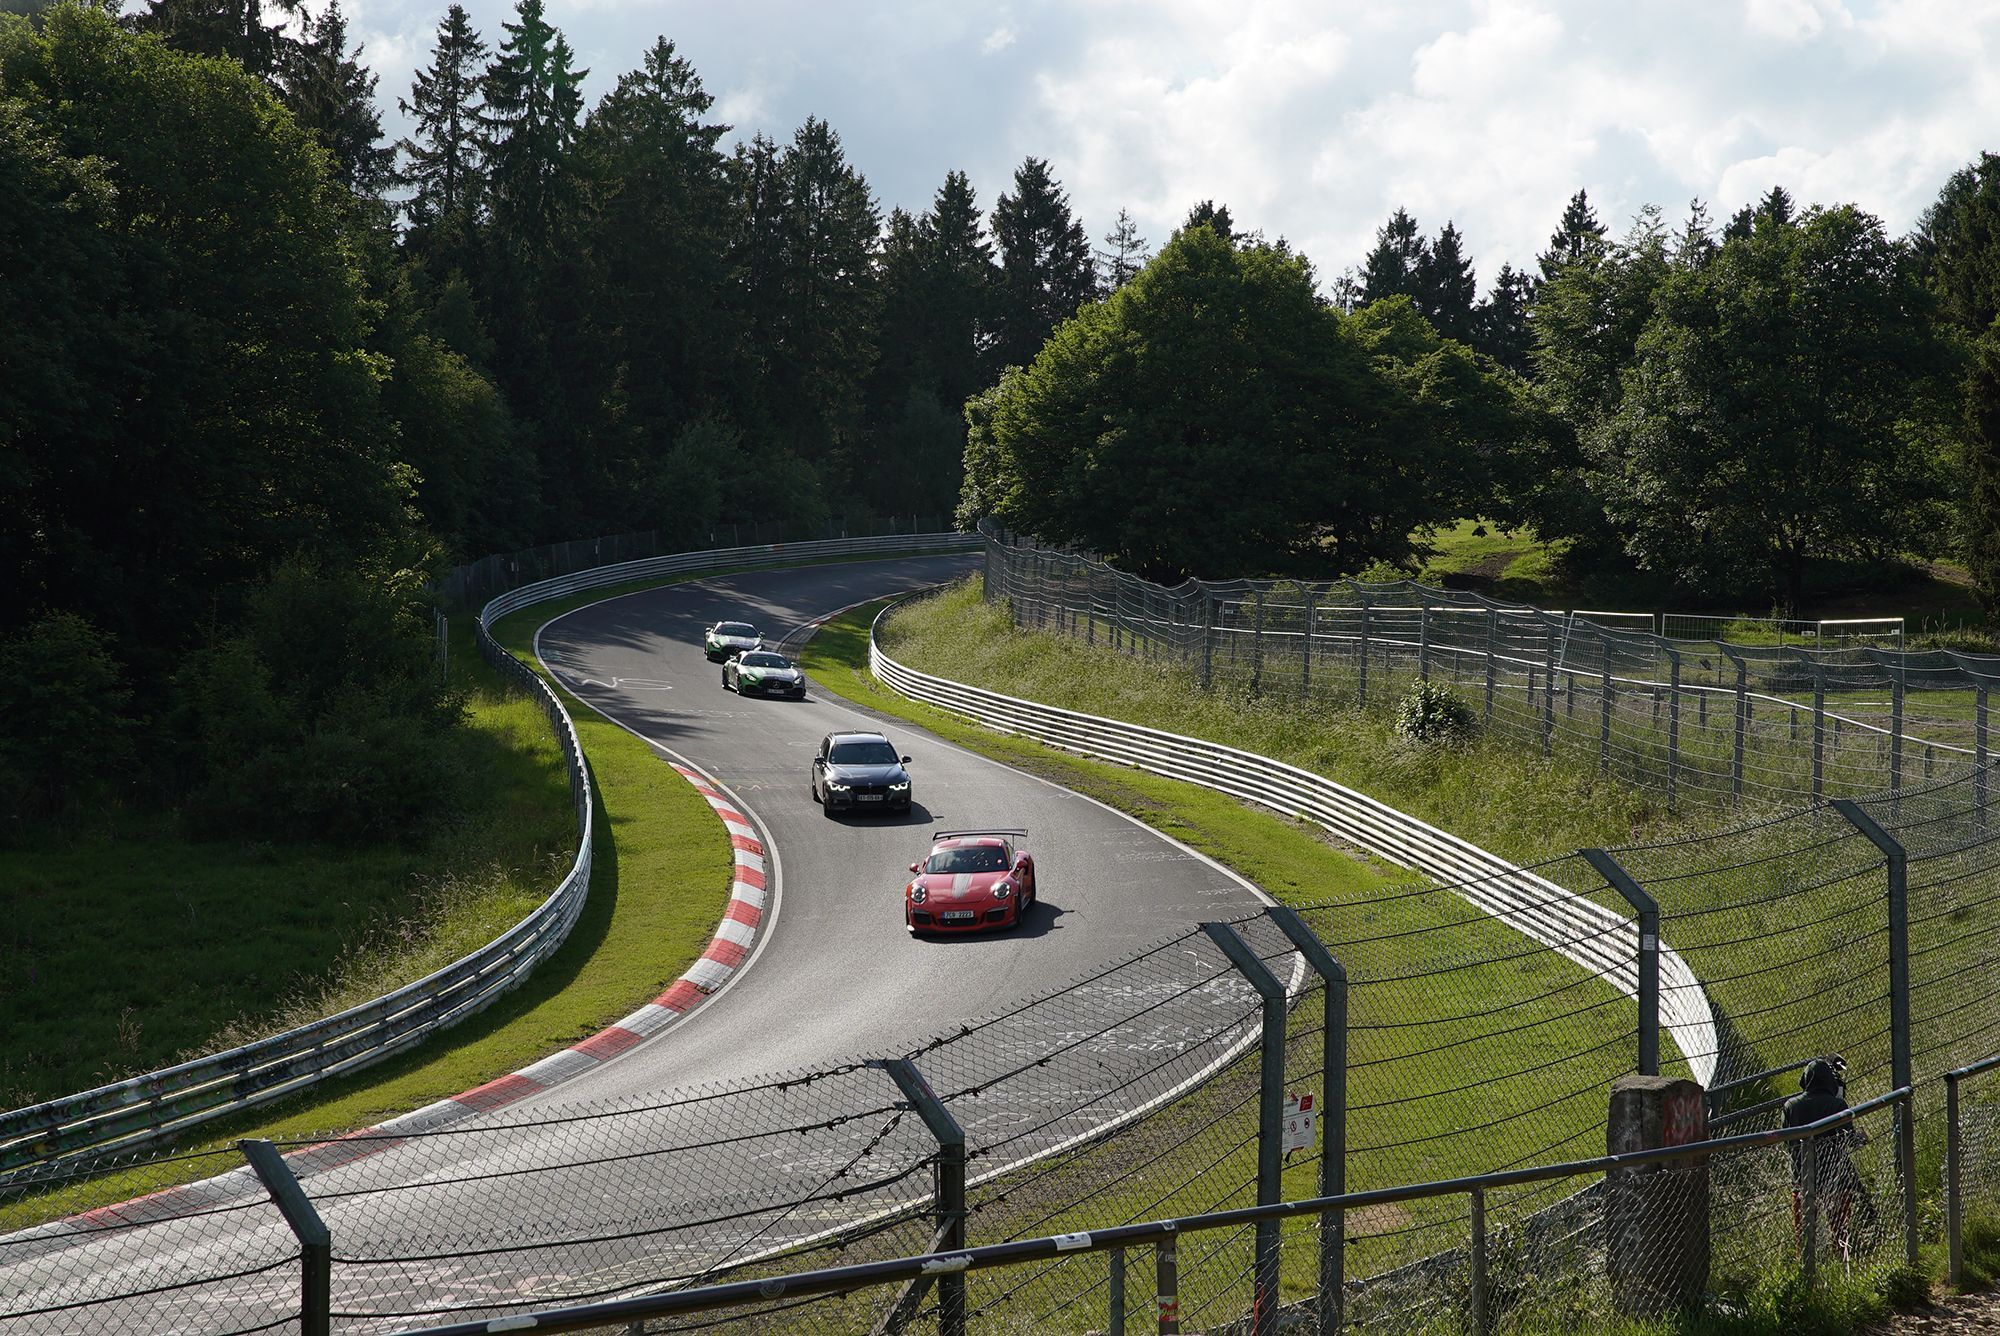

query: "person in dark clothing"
left=1782, top=1055, right=1865, bottom=1258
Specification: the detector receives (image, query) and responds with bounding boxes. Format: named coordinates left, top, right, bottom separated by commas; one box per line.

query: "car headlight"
left=890, top=780, right=910, bottom=791
left=909, top=884, right=926, bottom=904
left=827, top=781, right=850, bottom=791
left=992, top=880, right=1013, bottom=899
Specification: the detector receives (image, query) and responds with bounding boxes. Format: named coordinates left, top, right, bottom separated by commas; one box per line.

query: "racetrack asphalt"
left=525, top=553, right=1265, bottom=1094
left=1, top=554, right=1280, bottom=1334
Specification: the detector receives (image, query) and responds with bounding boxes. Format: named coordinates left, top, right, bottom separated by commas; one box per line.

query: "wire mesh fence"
left=17, top=534, right=2000, bottom=1332
left=982, top=525, right=1997, bottom=812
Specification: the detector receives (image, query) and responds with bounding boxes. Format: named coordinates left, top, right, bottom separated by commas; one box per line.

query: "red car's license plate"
left=942, top=910, right=975, bottom=922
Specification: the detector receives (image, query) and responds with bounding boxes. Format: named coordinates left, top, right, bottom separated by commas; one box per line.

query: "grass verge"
left=5, top=548, right=964, bottom=1224
left=803, top=594, right=1647, bottom=1321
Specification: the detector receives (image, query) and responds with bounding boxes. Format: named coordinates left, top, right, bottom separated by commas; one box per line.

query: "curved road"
left=529, top=554, right=1263, bottom=1092
left=3, top=555, right=1277, bottom=1334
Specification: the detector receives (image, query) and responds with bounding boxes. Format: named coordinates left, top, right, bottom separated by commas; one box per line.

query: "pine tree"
left=481, top=0, right=586, bottom=262
left=279, top=0, right=392, bottom=197
left=922, top=170, right=996, bottom=416
left=397, top=4, right=487, bottom=267
left=1673, top=198, right=1718, bottom=269
left=1097, top=207, right=1149, bottom=291
left=1474, top=262, right=1536, bottom=375
left=1360, top=207, right=1426, bottom=306
left=134, top=0, right=288, bottom=79
left=1183, top=199, right=1235, bottom=243
left=1416, top=220, right=1477, bottom=341
left=989, top=157, right=1096, bottom=372
left=1538, top=189, right=1607, bottom=284
left=1758, top=185, right=1795, bottom=229
left=579, top=35, right=736, bottom=447
left=1724, top=205, right=1756, bottom=242
left=767, top=117, right=880, bottom=482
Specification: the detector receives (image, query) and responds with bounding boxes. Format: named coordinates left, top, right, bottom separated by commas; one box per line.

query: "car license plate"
left=857, top=794, right=884, bottom=802
left=942, top=910, right=975, bottom=922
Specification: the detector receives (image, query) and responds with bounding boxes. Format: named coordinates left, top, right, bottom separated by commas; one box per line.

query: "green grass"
left=863, top=578, right=1686, bottom=861
left=3, top=548, right=969, bottom=1225
left=802, top=592, right=1651, bottom=1322
left=1409, top=518, right=1987, bottom=633
left=0, top=624, right=575, bottom=1112
left=804, top=584, right=2000, bottom=1333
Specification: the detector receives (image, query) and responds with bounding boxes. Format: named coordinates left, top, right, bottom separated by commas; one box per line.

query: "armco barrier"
left=867, top=599, right=1720, bottom=1085
left=0, top=533, right=977, bottom=1181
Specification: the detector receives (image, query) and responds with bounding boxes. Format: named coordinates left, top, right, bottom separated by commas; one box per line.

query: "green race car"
left=704, top=621, right=762, bottom=662
left=723, top=650, right=807, bottom=699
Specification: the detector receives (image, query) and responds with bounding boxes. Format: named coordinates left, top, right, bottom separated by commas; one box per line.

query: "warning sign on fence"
left=1282, top=1092, right=1316, bottom=1154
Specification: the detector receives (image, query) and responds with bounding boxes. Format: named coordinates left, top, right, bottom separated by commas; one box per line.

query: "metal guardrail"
left=0, top=533, right=977, bottom=1180
left=867, top=602, right=1721, bottom=1086
left=387, top=1087, right=1917, bottom=1336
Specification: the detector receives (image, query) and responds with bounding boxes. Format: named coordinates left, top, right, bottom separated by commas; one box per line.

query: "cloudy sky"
left=341, top=0, right=2000, bottom=292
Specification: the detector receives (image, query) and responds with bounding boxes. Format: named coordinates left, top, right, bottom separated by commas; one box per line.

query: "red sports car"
left=905, top=829, right=1037, bottom=934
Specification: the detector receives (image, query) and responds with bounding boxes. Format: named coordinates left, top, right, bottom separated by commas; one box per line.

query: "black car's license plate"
left=856, top=794, right=884, bottom=802
left=942, top=910, right=975, bottom=922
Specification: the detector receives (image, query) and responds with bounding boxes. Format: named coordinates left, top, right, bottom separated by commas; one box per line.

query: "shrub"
left=172, top=562, right=464, bottom=842
left=0, top=612, right=135, bottom=823
left=1393, top=680, right=1478, bottom=747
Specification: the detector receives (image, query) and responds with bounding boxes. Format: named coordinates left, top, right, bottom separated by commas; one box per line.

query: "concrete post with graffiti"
left=1605, top=1075, right=1710, bottom=1316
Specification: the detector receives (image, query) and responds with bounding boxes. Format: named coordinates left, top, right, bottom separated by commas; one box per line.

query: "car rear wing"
left=932, top=828, right=1028, bottom=843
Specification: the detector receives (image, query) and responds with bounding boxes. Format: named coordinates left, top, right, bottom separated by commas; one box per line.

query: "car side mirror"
left=812, top=757, right=823, bottom=767
left=900, top=755, right=912, bottom=765
left=908, top=862, right=921, bottom=874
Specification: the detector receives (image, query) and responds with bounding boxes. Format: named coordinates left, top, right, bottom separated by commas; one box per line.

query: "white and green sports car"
left=723, top=650, right=807, bottom=699
left=703, top=621, right=762, bottom=662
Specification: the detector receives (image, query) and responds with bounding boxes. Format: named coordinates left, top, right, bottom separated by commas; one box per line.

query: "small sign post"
left=1282, top=1092, right=1317, bottom=1155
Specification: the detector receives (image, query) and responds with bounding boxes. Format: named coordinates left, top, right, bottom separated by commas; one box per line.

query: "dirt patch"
left=1344, top=1202, right=1412, bottom=1236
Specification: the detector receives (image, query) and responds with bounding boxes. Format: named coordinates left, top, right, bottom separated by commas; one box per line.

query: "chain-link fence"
left=15, top=530, right=2000, bottom=1332
left=983, top=525, right=1998, bottom=811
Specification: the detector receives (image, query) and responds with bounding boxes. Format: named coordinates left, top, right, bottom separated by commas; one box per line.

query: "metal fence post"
left=1251, top=590, right=1267, bottom=695
left=1302, top=588, right=1318, bottom=699
left=1811, top=664, right=1827, bottom=801
left=1267, top=906, right=1347, bottom=1336
left=239, top=1139, right=330, bottom=1336
left=1418, top=601, right=1431, bottom=682
left=1948, top=1071, right=1965, bottom=1288
left=1357, top=589, right=1371, bottom=705
left=1110, top=1246, right=1128, bottom=1336
left=1157, top=1230, right=1181, bottom=1335
left=1665, top=648, right=1681, bottom=810
left=1890, top=664, right=1905, bottom=794
left=1600, top=655, right=1614, bottom=775
left=874, top=1059, right=967, bottom=1336
left=1469, top=1184, right=1489, bottom=1335
left=1978, top=684, right=1989, bottom=832
left=1829, top=799, right=1919, bottom=1269
left=1581, top=849, right=1660, bottom=1076
left=1201, top=590, right=1215, bottom=689
left=1543, top=625, right=1559, bottom=756
left=1203, top=922, right=1287, bottom=1336
left=1727, top=649, right=1748, bottom=804
left=1484, top=609, right=1499, bottom=726
left=1801, top=1165, right=1819, bottom=1291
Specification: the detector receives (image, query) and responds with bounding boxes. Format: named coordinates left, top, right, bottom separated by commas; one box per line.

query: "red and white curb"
left=28, top=761, right=769, bottom=1245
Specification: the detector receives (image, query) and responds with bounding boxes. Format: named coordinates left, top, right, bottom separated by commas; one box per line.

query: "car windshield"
left=716, top=623, right=757, bottom=637
left=829, top=739, right=898, bottom=765
left=926, top=845, right=1008, bottom=874
left=739, top=653, right=788, bottom=668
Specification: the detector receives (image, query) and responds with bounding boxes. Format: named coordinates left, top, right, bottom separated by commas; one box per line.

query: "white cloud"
left=362, top=0, right=2000, bottom=292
